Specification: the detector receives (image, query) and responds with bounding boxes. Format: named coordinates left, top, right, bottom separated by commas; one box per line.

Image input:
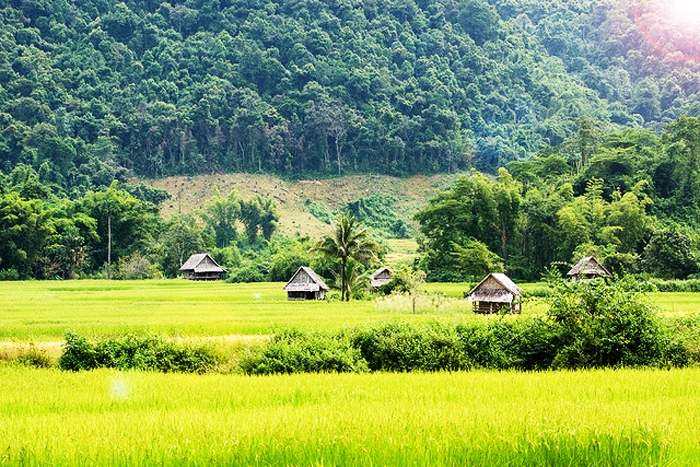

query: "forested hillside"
left=1, top=0, right=698, bottom=191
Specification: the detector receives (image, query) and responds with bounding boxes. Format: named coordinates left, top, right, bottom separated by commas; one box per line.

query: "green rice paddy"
left=3, top=279, right=700, bottom=465
left=1, top=367, right=698, bottom=465
left=1, top=280, right=698, bottom=341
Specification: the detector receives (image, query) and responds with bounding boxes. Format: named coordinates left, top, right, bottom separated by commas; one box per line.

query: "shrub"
left=342, top=194, right=411, bottom=238
left=352, top=323, right=470, bottom=372
left=304, top=199, right=332, bottom=224
left=14, top=347, right=53, bottom=368
left=546, top=277, right=667, bottom=368
left=240, top=330, right=368, bottom=375
left=648, top=278, right=700, bottom=292
left=268, top=238, right=316, bottom=281
left=116, top=252, right=161, bottom=280
left=59, top=332, right=220, bottom=373
left=665, top=314, right=700, bottom=365
left=0, top=268, right=20, bottom=281
left=59, top=331, right=97, bottom=371
left=225, top=257, right=267, bottom=283
left=522, top=286, right=551, bottom=298
left=455, top=318, right=559, bottom=371
left=242, top=277, right=693, bottom=374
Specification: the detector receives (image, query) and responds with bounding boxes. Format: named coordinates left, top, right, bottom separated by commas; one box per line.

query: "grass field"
left=2, top=280, right=699, bottom=342
left=1, top=367, right=698, bottom=465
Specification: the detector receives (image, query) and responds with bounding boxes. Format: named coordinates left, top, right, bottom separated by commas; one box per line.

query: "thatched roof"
left=284, top=266, right=330, bottom=292
left=468, top=273, right=521, bottom=303
left=179, top=253, right=225, bottom=273
left=370, top=267, right=392, bottom=288
left=370, top=267, right=391, bottom=280
left=567, top=256, right=610, bottom=278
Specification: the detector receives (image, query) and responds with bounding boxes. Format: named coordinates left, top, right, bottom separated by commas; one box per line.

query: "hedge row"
left=59, top=332, right=221, bottom=373
left=240, top=318, right=691, bottom=375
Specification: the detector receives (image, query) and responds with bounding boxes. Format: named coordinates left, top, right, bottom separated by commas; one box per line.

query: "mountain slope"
left=1, top=0, right=698, bottom=189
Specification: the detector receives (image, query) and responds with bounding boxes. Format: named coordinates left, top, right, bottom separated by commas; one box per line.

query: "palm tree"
left=317, top=214, right=378, bottom=301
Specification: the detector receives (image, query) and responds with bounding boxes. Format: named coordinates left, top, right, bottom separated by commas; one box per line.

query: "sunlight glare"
left=666, top=0, right=700, bottom=29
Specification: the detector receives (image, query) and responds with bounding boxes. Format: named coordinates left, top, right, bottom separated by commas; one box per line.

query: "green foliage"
left=546, top=277, right=668, bottom=368
left=643, top=229, right=698, bottom=279
left=304, top=199, right=332, bottom=224
left=379, top=266, right=425, bottom=295
left=0, top=192, right=53, bottom=278
left=158, top=213, right=210, bottom=277
left=58, top=332, right=220, bottom=374
left=2, top=0, right=697, bottom=185
left=225, top=254, right=268, bottom=283
left=201, top=191, right=240, bottom=248
left=316, top=214, right=379, bottom=301
left=352, top=323, right=470, bottom=372
left=13, top=348, right=53, bottom=369
left=115, top=251, right=161, bottom=280
left=200, top=192, right=279, bottom=248
left=666, top=315, right=700, bottom=365
left=240, top=330, right=368, bottom=375
left=268, top=237, right=317, bottom=282
left=415, top=169, right=523, bottom=280
left=79, top=182, right=160, bottom=270
left=241, top=279, right=692, bottom=373
left=648, top=278, right=700, bottom=293
left=0, top=269, right=20, bottom=281
left=343, top=194, right=410, bottom=239
left=417, top=120, right=700, bottom=280
left=450, top=238, right=504, bottom=280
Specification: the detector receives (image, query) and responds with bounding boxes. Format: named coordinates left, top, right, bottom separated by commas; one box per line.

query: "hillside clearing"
left=141, top=173, right=458, bottom=237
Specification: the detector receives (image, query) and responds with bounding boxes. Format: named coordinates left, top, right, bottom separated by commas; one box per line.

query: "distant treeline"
left=0, top=171, right=288, bottom=280
left=415, top=116, right=700, bottom=281
left=1, top=0, right=699, bottom=188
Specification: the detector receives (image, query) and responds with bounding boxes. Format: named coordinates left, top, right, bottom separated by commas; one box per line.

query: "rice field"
left=1, top=280, right=699, bottom=341
left=3, top=280, right=700, bottom=465
left=1, top=367, right=698, bottom=465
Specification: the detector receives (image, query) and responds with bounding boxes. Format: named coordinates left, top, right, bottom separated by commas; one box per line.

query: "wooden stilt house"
left=468, top=273, right=522, bottom=314
left=179, top=253, right=225, bottom=281
left=283, top=266, right=329, bottom=301
left=567, top=256, right=611, bottom=281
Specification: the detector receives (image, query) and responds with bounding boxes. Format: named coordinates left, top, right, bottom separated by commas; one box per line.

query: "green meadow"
left=1, top=280, right=699, bottom=341
left=1, top=367, right=698, bottom=465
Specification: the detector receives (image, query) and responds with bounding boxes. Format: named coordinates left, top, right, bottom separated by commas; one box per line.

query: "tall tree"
left=316, top=214, right=378, bottom=301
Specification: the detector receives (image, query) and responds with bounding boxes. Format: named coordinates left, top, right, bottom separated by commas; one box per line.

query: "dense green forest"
left=416, top=116, right=700, bottom=281
left=1, top=0, right=699, bottom=190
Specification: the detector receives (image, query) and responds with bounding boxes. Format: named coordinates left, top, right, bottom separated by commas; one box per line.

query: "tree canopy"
left=1, top=0, right=698, bottom=190
left=416, top=117, right=700, bottom=281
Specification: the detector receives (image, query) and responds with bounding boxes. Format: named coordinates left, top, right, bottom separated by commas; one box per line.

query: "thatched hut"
left=179, top=253, right=225, bottom=281
left=283, top=266, right=329, bottom=301
left=468, top=273, right=522, bottom=314
left=370, top=267, right=392, bottom=288
left=567, top=256, right=611, bottom=281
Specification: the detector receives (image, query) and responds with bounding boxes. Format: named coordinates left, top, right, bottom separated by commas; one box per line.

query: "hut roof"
left=283, top=266, right=330, bottom=292
left=567, top=256, right=610, bottom=277
left=370, top=267, right=391, bottom=280
left=179, top=253, right=225, bottom=273
left=468, top=272, right=521, bottom=303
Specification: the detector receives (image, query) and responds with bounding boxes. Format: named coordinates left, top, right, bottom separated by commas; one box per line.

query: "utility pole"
left=107, top=214, right=112, bottom=279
